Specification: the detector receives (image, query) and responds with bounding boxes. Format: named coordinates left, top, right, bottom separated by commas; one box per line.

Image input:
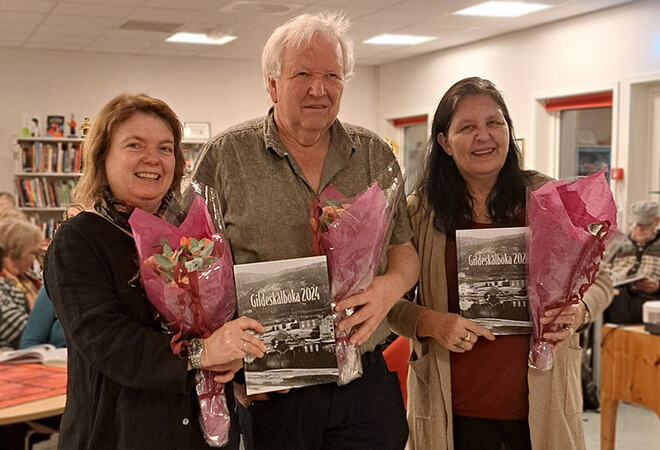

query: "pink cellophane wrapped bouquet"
left=310, top=163, right=404, bottom=385
left=129, top=184, right=236, bottom=447
left=528, top=170, right=617, bottom=370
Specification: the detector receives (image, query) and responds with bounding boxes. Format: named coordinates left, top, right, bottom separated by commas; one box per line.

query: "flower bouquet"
left=129, top=183, right=236, bottom=447
left=310, top=162, right=404, bottom=385
left=527, top=170, right=617, bottom=370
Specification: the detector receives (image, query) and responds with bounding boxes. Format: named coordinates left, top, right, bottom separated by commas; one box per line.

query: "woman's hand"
left=201, top=317, right=266, bottom=370
left=540, top=301, right=587, bottom=351
left=416, top=309, right=495, bottom=353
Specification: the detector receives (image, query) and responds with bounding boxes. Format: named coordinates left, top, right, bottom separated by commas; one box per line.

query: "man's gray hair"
left=261, top=12, right=355, bottom=93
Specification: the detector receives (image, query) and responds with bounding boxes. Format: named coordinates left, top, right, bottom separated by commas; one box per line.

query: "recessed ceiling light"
left=363, top=34, right=437, bottom=46
left=454, top=1, right=550, bottom=18
left=166, top=32, right=237, bottom=45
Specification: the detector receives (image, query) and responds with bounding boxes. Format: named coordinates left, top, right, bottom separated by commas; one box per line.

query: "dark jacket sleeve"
left=44, top=216, right=192, bottom=393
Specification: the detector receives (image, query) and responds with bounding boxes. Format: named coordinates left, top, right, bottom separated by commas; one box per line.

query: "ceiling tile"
left=0, top=0, right=56, bottom=13
left=128, top=6, right=206, bottom=23
left=0, top=22, right=38, bottom=33
left=103, top=28, right=172, bottom=41
left=143, top=0, right=234, bottom=10
left=139, top=41, right=208, bottom=56
left=43, top=13, right=123, bottom=28
left=24, top=40, right=86, bottom=50
left=51, top=1, right=136, bottom=18
left=353, top=9, right=445, bottom=25
left=0, top=10, right=46, bottom=24
left=27, top=33, right=96, bottom=46
left=35, top=23, right=107, bottom=38
left=311, top=0, right=400, bottom=9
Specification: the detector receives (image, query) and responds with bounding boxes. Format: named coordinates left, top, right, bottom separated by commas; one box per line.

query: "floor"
left=33, top=402, right=659, bottom=449
left=583, top=402, right=660, bottom=450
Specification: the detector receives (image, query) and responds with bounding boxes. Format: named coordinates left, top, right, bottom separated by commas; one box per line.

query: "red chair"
left=383, top=336, right=410, bottom=407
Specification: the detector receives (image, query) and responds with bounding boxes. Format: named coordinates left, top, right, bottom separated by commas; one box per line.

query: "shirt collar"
left=262, top=107, right=355, bottom=162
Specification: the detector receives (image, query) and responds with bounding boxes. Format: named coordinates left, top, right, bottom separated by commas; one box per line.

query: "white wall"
left=376, top=0, right=660, bottom=208
left=0, top=48, right=378, bottom=192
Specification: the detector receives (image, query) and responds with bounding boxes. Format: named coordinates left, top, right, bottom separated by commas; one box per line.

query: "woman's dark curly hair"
left=418, top=77, right=526, bottom=233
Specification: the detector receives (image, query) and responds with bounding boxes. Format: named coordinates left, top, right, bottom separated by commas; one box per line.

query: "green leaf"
left=160, top=237, right=173, bottom=257
left=154, top=254, right=175, bottom=268
left=199, top=240, right=214, bottom=257
left=185, top=257, right=204, bottom=272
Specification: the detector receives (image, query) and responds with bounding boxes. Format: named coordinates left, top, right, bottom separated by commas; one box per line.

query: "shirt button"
left=182, top=418, right=190, bottom=426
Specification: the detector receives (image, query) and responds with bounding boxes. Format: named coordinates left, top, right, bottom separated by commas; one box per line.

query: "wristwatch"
left=576, top=300, right=591, bottom=333
left=188, top=338, right=204, bottom=369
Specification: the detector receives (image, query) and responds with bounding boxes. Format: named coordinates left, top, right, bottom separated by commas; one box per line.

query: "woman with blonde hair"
left=0, top=219, right=42, bottom=348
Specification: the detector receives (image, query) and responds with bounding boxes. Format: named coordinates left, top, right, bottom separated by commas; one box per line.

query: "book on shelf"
left=0, top=344, right=67, bottom=365
left=19, top=141, right=82, bottom=174
left=45, top=115, right=65, bottom=137
left=456, top=227, right=532, bottom=335
left=16, top=178, right=76, bottom=209
left=234, top=255, right=338, bottom=395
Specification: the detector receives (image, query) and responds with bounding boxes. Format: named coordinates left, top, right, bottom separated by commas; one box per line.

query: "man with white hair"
left=192, top=12, right=418, bottom=449
left=605, top=200, right=660, bottom=323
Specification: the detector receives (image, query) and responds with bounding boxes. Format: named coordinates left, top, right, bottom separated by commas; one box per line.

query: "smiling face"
left=104, top=112, right=175, bottom=213
left=269, top=35, right=345, bottom=141
left=439, top=95, right=510, bottom=188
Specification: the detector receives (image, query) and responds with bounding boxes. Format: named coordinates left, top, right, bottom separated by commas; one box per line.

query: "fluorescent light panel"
left=166, top=32, right=237, bottom=45
left=454, top=1, right=550, bottom=18
left=363, top=34, right=436, bottom=46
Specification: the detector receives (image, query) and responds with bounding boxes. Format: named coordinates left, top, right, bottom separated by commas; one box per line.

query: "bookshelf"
left=14, top=137, right=83, bottom=239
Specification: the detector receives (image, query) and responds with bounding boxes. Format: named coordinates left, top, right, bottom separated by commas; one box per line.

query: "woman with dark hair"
left=388, top=77, right=613, bottom=450
left=44, top=93, right=266, bottom=449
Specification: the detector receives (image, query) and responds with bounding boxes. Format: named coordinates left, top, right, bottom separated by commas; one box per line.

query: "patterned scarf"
left=94, top=186, right=173, bottom=234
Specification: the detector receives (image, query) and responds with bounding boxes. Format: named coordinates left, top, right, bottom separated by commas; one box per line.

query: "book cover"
left=456, top=227, right=531, bottom=335
left=234, top=255, right=338, bottom=395
left=46, top=115, right=65, bottom=137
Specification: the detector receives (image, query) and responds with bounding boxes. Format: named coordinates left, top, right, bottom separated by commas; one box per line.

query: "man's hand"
left=335, top=241, right=419, bottom=346
left=633, top=277, right=660, bottom=294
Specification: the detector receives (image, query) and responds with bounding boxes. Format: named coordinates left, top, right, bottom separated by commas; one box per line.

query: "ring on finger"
left=242, top=340, right=247, bottom=350
left=567, top=326, right=575, bottom=336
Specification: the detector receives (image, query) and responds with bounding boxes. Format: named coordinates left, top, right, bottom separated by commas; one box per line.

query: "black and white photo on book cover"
left=234, top=255, right=337, bottom=395
left=456, top=227, right=531, bottom=335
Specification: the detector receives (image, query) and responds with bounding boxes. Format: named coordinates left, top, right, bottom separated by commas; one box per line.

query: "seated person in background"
left=0, top=205, right=27, bottom=222
left=0, top=191, right=16, bottom=209
left=19, top=206, right=83, bottom=349
left=0, top=244, right=29, bottom=348
left=19, top=285, right=65, bottom=348
left=605, top=200, right=660, bottom=324
left=0, top=218, right=43, bottom=310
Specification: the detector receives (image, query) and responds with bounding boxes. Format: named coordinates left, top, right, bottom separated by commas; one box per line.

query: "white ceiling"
left=0, top=0, right=636, bottom=65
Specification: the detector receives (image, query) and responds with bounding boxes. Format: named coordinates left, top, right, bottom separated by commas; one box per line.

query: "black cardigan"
left=44, top=212, right=238, bottom=449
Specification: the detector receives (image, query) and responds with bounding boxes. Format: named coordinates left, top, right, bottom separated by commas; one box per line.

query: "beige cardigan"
left=387, top=172, right=614, bottom=450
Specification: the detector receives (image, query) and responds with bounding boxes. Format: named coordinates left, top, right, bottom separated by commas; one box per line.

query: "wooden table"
left=0, top=394, right=65, bottom=425
left=600, top=325, right=660, bottom=450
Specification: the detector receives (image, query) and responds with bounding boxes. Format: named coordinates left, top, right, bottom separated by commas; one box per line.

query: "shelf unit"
left=14, top=136, right=83, bottom=239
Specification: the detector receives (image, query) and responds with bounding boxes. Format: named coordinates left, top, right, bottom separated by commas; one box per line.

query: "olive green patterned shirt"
left=191, top=109, right=413, bottom=352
